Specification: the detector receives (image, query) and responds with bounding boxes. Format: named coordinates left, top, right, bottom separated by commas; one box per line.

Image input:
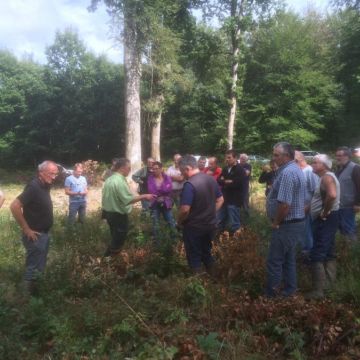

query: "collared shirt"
left=302, top=165, right=319, bottom=205
left=166, top=165, right=184, bottom=191
left=102, top=173, right=134, bottom=214
left=65, top=175, right=87, bottom=203
left=266, top=160, right=306, bottom=221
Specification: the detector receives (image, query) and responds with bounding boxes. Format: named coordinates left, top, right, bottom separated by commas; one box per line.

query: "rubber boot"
left=305, top=262, right=326, bottom=300
left=324, top=259, right=336, bottom=291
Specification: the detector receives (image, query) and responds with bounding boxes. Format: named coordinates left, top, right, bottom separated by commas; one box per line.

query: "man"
left=166, top=154, right=184, bottom=207
left=10, top=161, right=59, bottom=294
left=306, top=154, right=340, bottom=299
left=239, top=153, right=252, bottom=217
left=101, top=157, right=119, bottom=181
left=295, top=151, right=319, bottom=252
left=204, top=157, right=222, bottom=180
left=64, top=163, right=88, bottom=224
left=197, top=156, right=207, bottom=172
left=177, top=155, right=224, bottom=274
left=0, top=189, right=4, bottom=208
left=335, top=146, right=360, bottom=242
left=266, top=142, right=306, bottom=297
left=132, top=157, right=155, bottom=215
left=217, top=149, right=246, bottom=234
left=102, top=158, right=155, bottom=256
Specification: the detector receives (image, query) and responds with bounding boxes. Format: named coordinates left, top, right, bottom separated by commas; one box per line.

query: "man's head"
left=173, top=154, right=182, bottom=167
left=272, top=142, right=294, bottom=167
left=147, top=157, right=155, bottom=169
left=225, top=149, right=238, bottom=167
left=111, top=157, right=120, bottom=170
left=73, top=163, right=83, bottom=178
left=38, top=161, right=59, bottom=185
left=198, top=156, right=207, bottom=170
left=239, top=153, right=248, bottom=164
left=208, top=157, right=218, bottom=171
left=312, top=154, right=332, bottom=175
left=179, top=155, right=198, bottom=179
left=335, top=146, right=351, bottom=166
left=294, top=151, right=307, bottom=168
left=113, top=158, right=131, bottom=177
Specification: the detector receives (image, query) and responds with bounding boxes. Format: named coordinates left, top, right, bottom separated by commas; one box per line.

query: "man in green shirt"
left=102, top=158, right=155, bottom=256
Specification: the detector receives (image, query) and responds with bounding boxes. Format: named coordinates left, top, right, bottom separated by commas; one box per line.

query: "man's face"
left=272, top=147, right=289, bottom=167
left=147, top=159, right=155, bottom=169
left=239, top=156, right=247, bottom=164
left=73, top=166, right=83, bottom=178
left=311, top=158, right=324, bottom=175
left=335, top=151, right=349, bottom=166
left=225, top=154, right=237, bottom=167
left=208, top=158, right=216, bottom=171
left=121, top=163, right=131, bottom=177
left=198, top=159, right=206, bottom=170
left=39, top=163, right=59, bottom=185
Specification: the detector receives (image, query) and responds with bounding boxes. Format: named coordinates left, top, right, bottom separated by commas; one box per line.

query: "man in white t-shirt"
left=166, top=154, right=184, bottom=207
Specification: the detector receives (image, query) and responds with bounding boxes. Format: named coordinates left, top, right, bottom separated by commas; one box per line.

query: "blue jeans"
left=338, top=208, right=357, bottom=240
left=310, top=211, right=339, bottom=262
left=217, top=204, right=241, bottom=234
left=68, top=201, right=86, bottom=224
left=150, top=204, right=176, bottom=243
left=183, top=227, right=215, bottom=269
left=266, top=221, right=305, bottom=297
left=22, top=233, right=50, bottom=281
left=301, top=213, right=314, bottom=251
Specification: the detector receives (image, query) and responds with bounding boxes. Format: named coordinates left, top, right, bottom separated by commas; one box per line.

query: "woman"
left=147, top=161, right=177, bottom=243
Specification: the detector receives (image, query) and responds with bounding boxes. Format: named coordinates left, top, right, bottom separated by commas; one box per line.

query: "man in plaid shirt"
left=266, top=142, right=306, bottom=297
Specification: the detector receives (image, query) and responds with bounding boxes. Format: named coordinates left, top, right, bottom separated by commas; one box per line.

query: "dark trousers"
left=104, top=211, right=129, bottom=254
left=310, top=211, right=339, bottom=262
left=183, top=226, right=215, bottom=270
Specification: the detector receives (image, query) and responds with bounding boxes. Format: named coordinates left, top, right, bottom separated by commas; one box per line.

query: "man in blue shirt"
left=266, top=142, right=306, bottom=297
left=178, top=155, right=224, bottom=275
left=65, top=163, right=88, bottom=224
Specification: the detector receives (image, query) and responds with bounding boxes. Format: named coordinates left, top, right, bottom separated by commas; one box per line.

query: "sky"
left=0, top=0, right=331, bottom=65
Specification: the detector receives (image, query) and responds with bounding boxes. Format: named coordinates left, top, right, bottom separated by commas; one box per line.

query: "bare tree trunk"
left=124, top=19, right=142, bottom=174
left=227, top=0, right=243, bottom=149
left=151, top=109, right=162, bottom=161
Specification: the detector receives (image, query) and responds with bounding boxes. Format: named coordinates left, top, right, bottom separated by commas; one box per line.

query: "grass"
left=0, top=177, right=360, bottom=359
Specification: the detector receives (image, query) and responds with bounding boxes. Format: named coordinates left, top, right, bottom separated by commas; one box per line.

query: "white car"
left=300, top=150, right=319, bottom=161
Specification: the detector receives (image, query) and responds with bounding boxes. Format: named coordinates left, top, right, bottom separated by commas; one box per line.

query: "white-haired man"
left=306, top=154, right=340, bottom=299
left=10, top=161, right=59, bottom=294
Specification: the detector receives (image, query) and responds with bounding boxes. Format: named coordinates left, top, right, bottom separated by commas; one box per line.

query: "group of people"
left=264, top=144, right=360, bottom=299
left=4, top=143, right=359, bottom=298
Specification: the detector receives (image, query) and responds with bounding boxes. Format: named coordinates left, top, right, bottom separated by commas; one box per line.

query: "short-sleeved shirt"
left=266, top=160, right=306, bottom=221
left=302, top=165, right=319, bottom=205
left=102, top=173, right=134, bottom=214
left=17, top=177, right=53, bottom=232
left=166, top=165, right=184, bottom=191
left=65, top=175, right=87, bottom=203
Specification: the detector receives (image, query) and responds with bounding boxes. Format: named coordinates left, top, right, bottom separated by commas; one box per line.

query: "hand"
left=271, top=222, right=279, bottom=229
left=24, top=228, right=40, bottom=241
left=144, top=194, right=156, bottom=201
left=354, top=205, right=360, bottom=213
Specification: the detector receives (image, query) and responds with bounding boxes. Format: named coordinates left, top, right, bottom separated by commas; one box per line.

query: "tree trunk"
left=227, top=0, right=243, bottom=150
left=124, top=18, right=142, bottom=174
left=151, top=109, right=162, bottom=161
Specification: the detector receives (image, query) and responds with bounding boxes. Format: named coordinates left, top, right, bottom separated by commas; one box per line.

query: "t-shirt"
left=64, top=175, right=87, bottom=203
left=102, top=173, right=134, bottom=214
left=17, top=177, right=53, bottom=233
left=166, top=165, right=184, bottom=191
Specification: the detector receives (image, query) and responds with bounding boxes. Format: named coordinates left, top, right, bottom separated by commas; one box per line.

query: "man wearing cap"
left=266, top=142, right=306, bottom=297
left=10, top=161, right=59, bottom=294
left=335, top=146, right=360, bottom=242
left=306, top=154, right=340, bottom=299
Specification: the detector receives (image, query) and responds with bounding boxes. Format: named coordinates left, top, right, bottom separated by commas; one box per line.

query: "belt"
left=281, top=218, right=305, bottom=224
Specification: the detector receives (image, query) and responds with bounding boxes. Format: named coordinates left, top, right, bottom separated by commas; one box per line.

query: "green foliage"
left=182, top=279, right=207, bottom=306
left=196, top=332, right=224, bottom=359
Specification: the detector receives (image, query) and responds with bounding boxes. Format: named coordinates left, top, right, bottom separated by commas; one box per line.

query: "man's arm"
left=215, top=196, right=224, bottom=211
left=129, top=194, right=155, bottom=204
left=272, top=202, right=291, bottom=228
left=0, top=190, right=4, bottom=208
left=10, top=198, right=40, bottom=241
left=320, top=174, right=337, bottom=218
left=177, top=205, right=191, bottom=225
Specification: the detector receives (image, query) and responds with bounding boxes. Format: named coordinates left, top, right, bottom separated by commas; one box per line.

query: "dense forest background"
left=0, top=0, right=359, bottom=167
